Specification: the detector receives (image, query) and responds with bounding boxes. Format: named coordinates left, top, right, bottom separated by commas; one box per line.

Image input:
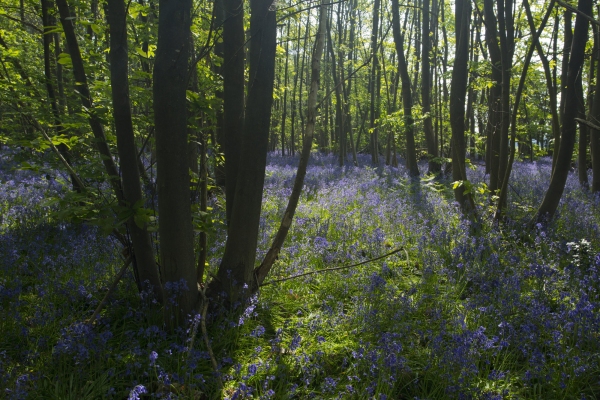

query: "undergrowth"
left=1, top=150, right=599, bottom=399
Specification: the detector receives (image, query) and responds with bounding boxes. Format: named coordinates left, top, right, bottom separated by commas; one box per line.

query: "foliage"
left=2, top=150, right=599, bottom=399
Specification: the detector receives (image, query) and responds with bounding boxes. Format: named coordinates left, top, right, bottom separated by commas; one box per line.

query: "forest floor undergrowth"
left=1, top=150, right=600, bottom=399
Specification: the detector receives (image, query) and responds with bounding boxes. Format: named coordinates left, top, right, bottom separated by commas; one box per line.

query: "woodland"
left=1, top=0, right=600, bottom=397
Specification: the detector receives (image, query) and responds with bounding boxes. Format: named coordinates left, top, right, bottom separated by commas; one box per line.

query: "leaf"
left=90, top=24, right=102, bottom=34
left=135, top=47, right=148, bottom=58
left=57, top=53, right=72, bottom=66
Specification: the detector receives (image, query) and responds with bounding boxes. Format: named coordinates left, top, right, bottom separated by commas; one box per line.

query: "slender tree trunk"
left=496, top=0, right=554, bottom=219
left=56, top=0, right=124, bottom=202
left=533, top=0, right=591, bottom=224
left=369, top=0, right=381, bottom=164
left=107, top=0, right=163, bottom=299
left=422, top=0, right=439, bottom=173
left=591, top=9, right=600, bottom=193
left=42, top=0, right=76, bottom=186
left=525, top=5, right=560, bottom=170
left=254, top=0, right=328, bottom=287
left=391, top=0, right=419, bottom=177
left=450, top=0, right=476, bottom=214
left=281, top=20, right=290, bottom=156
left=577, top=61, right=590, bottom=189
left=483, top=0, right=504, bottom=193
left=327, top=18, right=346, bottom=166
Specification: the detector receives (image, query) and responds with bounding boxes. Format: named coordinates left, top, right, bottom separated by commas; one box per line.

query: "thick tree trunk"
left=153, top=0, right=197, bottom=326
left=209, top=0, right=277, bottom=305
left=533, top=0, right=591, bottom=224
left=212, top=0, right=227, bottom=187
left=223, top=0, right=245, bottom=224
left=107, top=0, right=163, bottom=299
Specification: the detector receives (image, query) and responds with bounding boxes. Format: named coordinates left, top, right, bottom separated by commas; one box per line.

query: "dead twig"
left=187, top=288, right=223, bottom=391
left=261, top=247, right=405, bottom=287
left=87, top=256, right=132, bottom=325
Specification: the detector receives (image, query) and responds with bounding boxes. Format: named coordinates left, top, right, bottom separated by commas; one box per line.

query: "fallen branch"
left=187, top=288, right=223, bottom=391
left=87, top=256, right=132, bottom=325
left=261, top=247, right=405, bottom=287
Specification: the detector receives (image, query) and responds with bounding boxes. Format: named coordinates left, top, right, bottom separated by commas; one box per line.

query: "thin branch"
left=576, top=117, right=600, bottom=131
left=261, top=248, right=405, bottom=287
left=87, top=256, right=132, bottom=325
left=555, top=0, right=600, bottom=27
left=0, top=13, right=43, bottom=33
left=187, top=289, right=223, bottom=391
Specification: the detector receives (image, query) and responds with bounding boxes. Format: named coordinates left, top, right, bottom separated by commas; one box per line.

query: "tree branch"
left=261, top=248, right=405, bottom=287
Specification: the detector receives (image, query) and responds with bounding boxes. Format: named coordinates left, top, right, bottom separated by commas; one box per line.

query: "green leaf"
left=57, top=53, right=72, bottom=67
left=90, top=24, right=102, bottom=34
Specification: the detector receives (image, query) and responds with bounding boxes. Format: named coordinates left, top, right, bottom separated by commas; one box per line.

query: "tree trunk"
left=107, top=0, right=163, bottom=299
left=591, top=11, right=600, bottom=193
left=56, top=0, right=124, bottom=203
left=369, top=0, right=381, bottom=164
left=556, top=10, right=573, bottom=171
left=391, top=0, right=419, bottom=177
left=209, top=0, right=277, bottom=305
left=223, top=0, right=245, bottom=224
left=450, top=0, right=475, bottom=214
left=496, top=0, right=554, bottom=219
left=153, top=0, right=197, bottom=326
left=422, top=0, right=440, bottom=173
left=281, top=20, right=291, bottom=157
left=254, top=0, right=328, bottom=287
left=533, top=0, right=591, bottom=224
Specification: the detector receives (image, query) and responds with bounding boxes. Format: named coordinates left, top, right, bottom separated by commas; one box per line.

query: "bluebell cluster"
left=1, top=148, right=599, bottom=398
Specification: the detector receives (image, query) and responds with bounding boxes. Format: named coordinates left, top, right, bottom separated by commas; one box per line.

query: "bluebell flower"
left=149, top=351, right=158, bottom=366
left=127, top=384, right=147, bottom=400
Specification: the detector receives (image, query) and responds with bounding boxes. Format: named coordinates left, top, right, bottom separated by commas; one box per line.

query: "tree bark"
left=391, top=0, right=419, bottom=177
left=496, top=0, right=554, bottom=219
left=56, top=0, right=124, bottom=203
left=422, top=0, right=440, bottom=173
left=254, top=0, right=328, bottom=287
left=533, top=0, right=592, bottom=224
left=209, top=0, right=277, bottom=304
left=450, top=0, right=475, bottom=214
left=369, top=0, right=381, bottom=164
left=153, top=0, right=197, bottom=326
left=107, top=0, right=163, bottom=299
left=223, top=0, right=245, bottom=224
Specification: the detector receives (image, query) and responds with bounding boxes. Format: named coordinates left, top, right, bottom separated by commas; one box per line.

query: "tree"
left=533, top=0, right=592, bottom=224
left=391, top=0, right=419, bottom=177
left=153, top=0, right=197, bottom=325
left=450, top=0, right=475, bottom=213
left=207, top=0, right=277, bottom=305
left=107, top=0, right=163, bottom=299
